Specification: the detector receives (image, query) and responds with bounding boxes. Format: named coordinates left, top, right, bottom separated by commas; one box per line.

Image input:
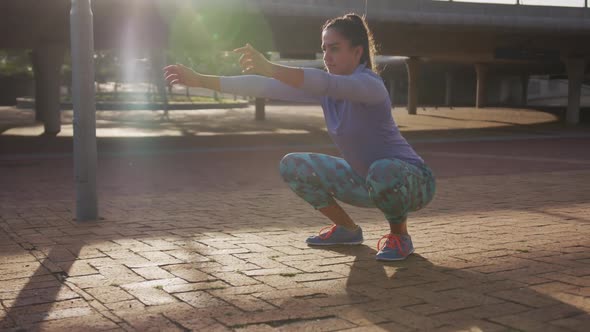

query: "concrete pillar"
left=405, top=57, right=420, bottom=115
left=475, top=64, right=488, bottom=109
left=499, top=78, right=511, bottom=105
left=255, top=97, right=266, bottom=121
left=31, top=51, right=44, bottom=122
left=32, top=44, right=65, bottom=135
left=445, top=71, right=453, bottom=107
left=520, top=74, right=529, bottom=106
left=565, top=58, right=586, bottom=125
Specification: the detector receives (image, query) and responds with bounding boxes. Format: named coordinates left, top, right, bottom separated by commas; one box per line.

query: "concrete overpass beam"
left=32, top=44, right=66, bottom=135
left=565, top=58, right=586, bottom=125
left=405, top=57, right=420, bottom=115
left=475, top=64, right=488, bottom=109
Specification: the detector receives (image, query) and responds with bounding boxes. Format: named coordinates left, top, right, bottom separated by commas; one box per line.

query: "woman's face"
left=321, top=28, right=363, bottom=75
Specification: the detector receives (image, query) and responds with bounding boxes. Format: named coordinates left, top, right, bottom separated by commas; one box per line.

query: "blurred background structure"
left=0, top=0, right=589, bottom=135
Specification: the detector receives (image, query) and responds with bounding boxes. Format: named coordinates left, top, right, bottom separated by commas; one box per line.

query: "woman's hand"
left=233, top=43, right=274, bottom=77
left=163, top=64, right=202, bottom=88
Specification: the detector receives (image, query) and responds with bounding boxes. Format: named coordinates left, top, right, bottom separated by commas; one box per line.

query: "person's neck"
left=340, top=66, right=358, bottom=75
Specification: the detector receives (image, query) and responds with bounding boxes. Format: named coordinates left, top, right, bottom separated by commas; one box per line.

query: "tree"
left=0, top=50, right=33, bottom=77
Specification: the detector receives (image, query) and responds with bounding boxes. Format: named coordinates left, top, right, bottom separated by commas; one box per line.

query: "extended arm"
left=234, top=44, right=389, bottom=104
left=163, top=65, right=319, bottom=103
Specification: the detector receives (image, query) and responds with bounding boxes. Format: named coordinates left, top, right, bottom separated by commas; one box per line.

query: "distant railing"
left=444, top=0, right=588, bottom=8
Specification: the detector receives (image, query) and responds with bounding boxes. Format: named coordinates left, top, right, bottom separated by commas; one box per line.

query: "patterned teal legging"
left=279, top=153, right=436, bottom=224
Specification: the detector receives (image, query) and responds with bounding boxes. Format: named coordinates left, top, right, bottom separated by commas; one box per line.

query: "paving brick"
left=281, top=260, right=336, bottom=273
left=85, top=286, right=135, bottom=304
left=216, top=305, right=335, bottom=328
left=41, top=246, right=79, bottom=262
left=211, top=283, right=275, bottom=296
left=203, top=254, right=260, bottom=272
left=124, top=286, right=178, bottom=306
left=0, top=276, right=61, bottom=293
left=551, top=292, right=590, bottom=312
left=431, top=302, right=531, bottom=324
left=56, top=260, right=99, bottom=277
left=161, top=264, right=215, bottom=282
left=131, top=266, right=175, bottom=280
left=489, top=314, right=573, bottom=332
left=306, top=293, right=373, bottom=308
left=166, top=315, right=231, bottom=331
left=6, top=298, right=93, bottom=325
left=550, top=314, right=590, bottom=332
left=119, top=277, right=187, bottom=290
left=0, top=253, right=37, bottom=264
left=174, top=291, right=227, bottom=308
left=97, top=264, right=145, bottom=285
left=243, top=267, right=302, bottom=277
left=337, top=322, right=416, bottom=332
left=215, top=293, right=276, bottom=312
left=212, top=271, right=262, bottom=286
left=0, top=308, right=14, bottom=328
left=139, top=239, right=181, bottom=250
left=21, top=314, right=119, bottom=331
left=111, top=239, right=155, bottom=252
left=251, top=275, right=309, bottom=290
left=136, top=250, right=183, bottom=265
left=1, top=286, right=80, bottom=308
left=373, top=307, right=446, bottom=330
left=64, top=274, right=111, bottom=289
left=0, top=261, right=49, bottom=281
left=490, top=288, right=563, bottom=308
left=541, top=272, right=590, bottom=288
left=326, top=305, right=392, bottom=326
left=256, top=316, right=357, bottom=331
left=164, top=249, right=211, bottom=262
left=122, top=312, right=185, bottom=331
left=104, top=299, right=146, bottom=311
left=434, top=319, right=511, bottom=332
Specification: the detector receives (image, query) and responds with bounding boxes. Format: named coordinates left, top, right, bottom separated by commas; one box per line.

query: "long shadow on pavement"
left=308, top=245, right=590, bottom=331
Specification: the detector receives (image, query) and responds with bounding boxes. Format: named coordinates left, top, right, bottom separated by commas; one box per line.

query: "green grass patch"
left=279, top=273, right=298, bottom=278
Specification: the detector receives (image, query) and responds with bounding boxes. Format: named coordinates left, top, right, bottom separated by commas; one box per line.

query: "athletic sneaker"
left=375, top=233, right=414, bottom=261
left=306, top=224, right=364, bottom=246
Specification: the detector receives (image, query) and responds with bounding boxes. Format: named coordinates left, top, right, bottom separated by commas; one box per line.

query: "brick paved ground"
left=1, top=105, right=590, bottom=331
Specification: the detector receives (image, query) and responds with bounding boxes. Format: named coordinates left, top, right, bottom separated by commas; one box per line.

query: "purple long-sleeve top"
left=219, top=63, right=424, bottom=178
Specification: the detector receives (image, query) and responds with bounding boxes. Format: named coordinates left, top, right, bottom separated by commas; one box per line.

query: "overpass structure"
left=1, top=0, right=589, bottom=135
left=232, top=0, right=590, bottom=122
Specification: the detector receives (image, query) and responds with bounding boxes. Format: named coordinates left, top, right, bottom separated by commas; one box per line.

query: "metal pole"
left=70, top=0, right=98, bottom=221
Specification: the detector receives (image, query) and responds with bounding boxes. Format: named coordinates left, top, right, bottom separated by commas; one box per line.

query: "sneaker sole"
left=375, top=248, right=415, bottom=261
left=306, top=241, right=364, bottom=246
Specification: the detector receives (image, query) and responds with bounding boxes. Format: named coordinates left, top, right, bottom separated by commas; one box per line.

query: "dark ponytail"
left=322, top=13, right=378, bottom=73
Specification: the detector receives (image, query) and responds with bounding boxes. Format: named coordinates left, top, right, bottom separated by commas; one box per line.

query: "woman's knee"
left=279, top=153, right=308, bottom=180
left=366, top=159, right=405, bottom=185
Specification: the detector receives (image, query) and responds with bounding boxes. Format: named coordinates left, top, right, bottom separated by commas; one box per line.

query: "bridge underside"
left=0, top=1, right=588, bottom=132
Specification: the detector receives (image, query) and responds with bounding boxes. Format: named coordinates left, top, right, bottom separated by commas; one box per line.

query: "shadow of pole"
left=1, top=243, right=83, bottom=329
